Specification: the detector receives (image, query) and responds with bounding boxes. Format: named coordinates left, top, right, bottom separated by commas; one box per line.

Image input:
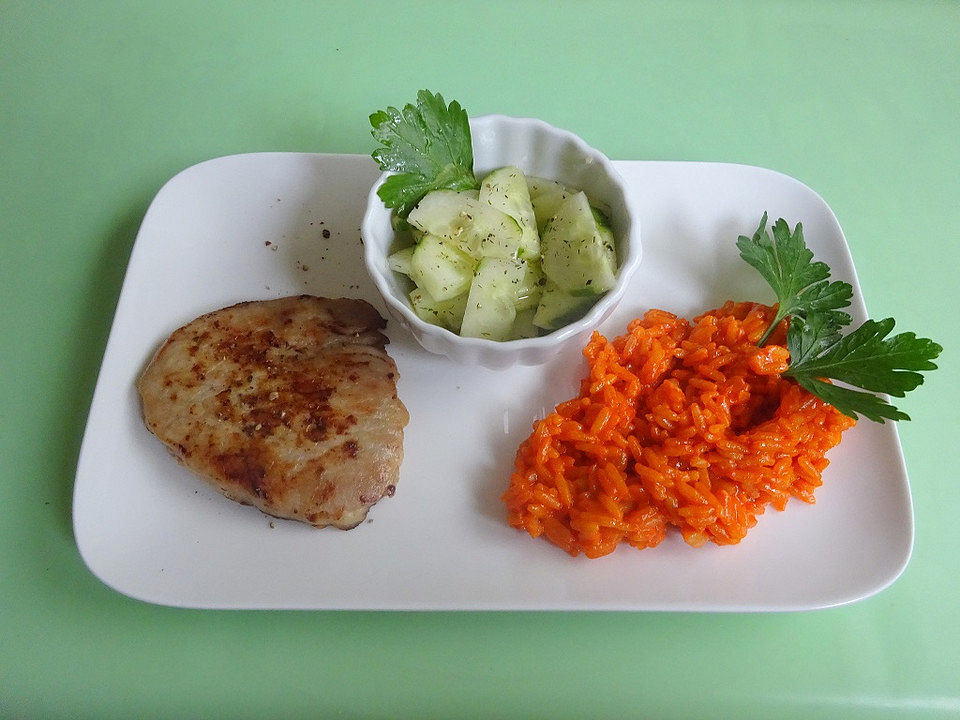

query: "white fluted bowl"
left=362, top=114, right=642, bottom=369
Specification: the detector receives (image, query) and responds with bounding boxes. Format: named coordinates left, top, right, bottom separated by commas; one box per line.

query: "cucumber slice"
left=467, top=256, right=545, bottom=311
left=526, top=176, right=575, bottom=233
left=595, top=227, right=617, bottom=283
left=593, top=210, right=617, bottom=290
left=533, top=280, right=599, bottom=330
left=460, top=258, right=520, bottom=341
left=409, top=234, right=478, bottom=301
left=479, top=166, right=539, bottom=258
left=540, top=191, right=617, bottom=295
left=510, top=258, right=546, bottom=311
left=409, top=287, right=468, bottom=333
left=511, top=307, right=540, bottom=339
left=407, top=189, right=522, bottom=260
left=387, top=245, right=415, bottom=276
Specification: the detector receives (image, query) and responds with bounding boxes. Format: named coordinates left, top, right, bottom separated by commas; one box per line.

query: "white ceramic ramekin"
left=362, top=114, right=641, bottom=369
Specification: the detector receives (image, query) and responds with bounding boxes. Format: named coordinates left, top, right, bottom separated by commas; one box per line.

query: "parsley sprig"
left=739, top=214, right=941, bottom=422
left=370, top=90, right=479, bottom=218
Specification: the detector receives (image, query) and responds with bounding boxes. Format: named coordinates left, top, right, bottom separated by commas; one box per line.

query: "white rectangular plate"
left=73, top=153, right=912, bottom=611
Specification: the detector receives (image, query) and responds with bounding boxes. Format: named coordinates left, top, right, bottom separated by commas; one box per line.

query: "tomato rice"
left=502, top=302, right=856, bottom=558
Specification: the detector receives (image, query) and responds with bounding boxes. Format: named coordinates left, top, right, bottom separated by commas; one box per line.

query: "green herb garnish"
left=786, top=317, right=942, bottom=422
left=740, top=214, right=941, bottom=422
left=370, top=90, right=479, bottom=218
left=737, top=212, right=852, bottom=347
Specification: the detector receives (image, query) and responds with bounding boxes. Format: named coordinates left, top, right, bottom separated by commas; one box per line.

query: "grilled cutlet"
left=137, top=295, right=408, bottom=529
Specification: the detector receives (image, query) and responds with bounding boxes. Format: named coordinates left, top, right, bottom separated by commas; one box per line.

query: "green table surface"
left=2, top=2, right=958, bottom=718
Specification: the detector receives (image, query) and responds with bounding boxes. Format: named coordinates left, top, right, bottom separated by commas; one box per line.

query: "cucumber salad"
left=370, top=92, right=618, bottom=341
left=389, top=169, right=616, bottom=340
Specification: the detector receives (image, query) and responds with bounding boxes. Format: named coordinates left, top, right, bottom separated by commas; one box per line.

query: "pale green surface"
left=1, top=1, right=958, bottom=717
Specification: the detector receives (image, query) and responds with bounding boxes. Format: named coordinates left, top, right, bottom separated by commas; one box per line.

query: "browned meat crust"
left=137, top=295, right=408, bottom=529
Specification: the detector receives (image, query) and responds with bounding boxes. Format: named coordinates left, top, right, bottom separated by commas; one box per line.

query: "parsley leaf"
left=370, top=90, right=479, bottom=217
left=739, top=212, right=942, bottom=423
left=736, top=213, right=852, bottom=346
left=785, top=317, right=942, bottom=422
left=783, top=310, right=844, bottom=366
